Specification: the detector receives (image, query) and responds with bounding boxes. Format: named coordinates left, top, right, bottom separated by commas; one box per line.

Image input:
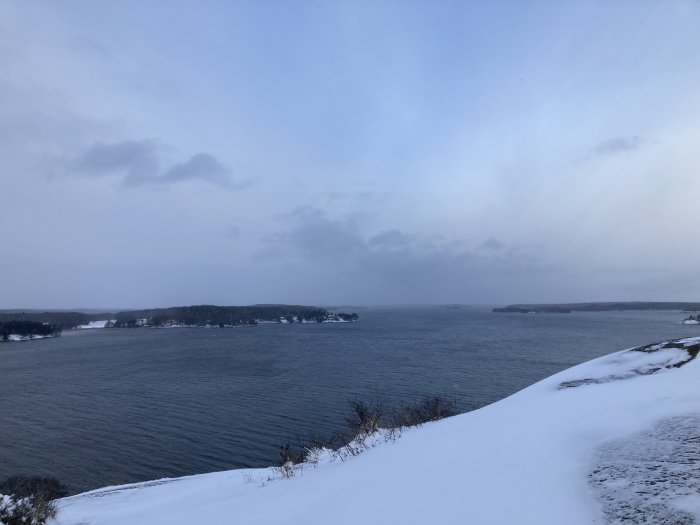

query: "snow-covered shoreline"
left=46, top=336, right=700, bottom=525
left=71, top=314, right=357, bottom=330
left=2, top=333, right=57, bottom=342
left=76, top=320, right=116, bottom=329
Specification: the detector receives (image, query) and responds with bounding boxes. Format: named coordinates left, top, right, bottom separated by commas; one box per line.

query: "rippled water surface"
left=1, top=307, right=697, bottom=493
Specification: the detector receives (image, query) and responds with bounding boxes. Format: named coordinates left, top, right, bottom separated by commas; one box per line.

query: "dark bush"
left=0, top=476, right=67, bottom=525
left=279, top=444, right=308, bottom=466
left=1, top=500, right=52, bottom=523
left=345, top=398, right=383, bottom=436
left=273, top=394, right=463, bottom=471
left=0, top=476, right=68, bottom=501
left=1, top=495, right=56, bottom=524
left=277, top=443, right=312, bottom=478
left=392, top=395, right=458, bottom=428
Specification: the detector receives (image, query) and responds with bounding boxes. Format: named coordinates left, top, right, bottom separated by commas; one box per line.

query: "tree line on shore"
left=0, top=305, right=359, bottom=332
left=0, top=321, right=61, bottom=341
left=494, top=301, right=700, bottom=313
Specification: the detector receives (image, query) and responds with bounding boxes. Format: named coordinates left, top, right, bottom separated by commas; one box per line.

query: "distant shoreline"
left=0, top=333, right=59, bottom=343
left=0, top=304, right=359, bottom=336
left=493, top=301, right=700, bottom=314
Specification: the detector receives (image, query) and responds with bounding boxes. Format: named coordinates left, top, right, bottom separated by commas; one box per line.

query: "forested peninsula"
left=0, top=305, right=359, bottom=335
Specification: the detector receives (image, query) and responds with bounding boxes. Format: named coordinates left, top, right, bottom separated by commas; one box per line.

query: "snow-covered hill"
left=50, top=337, right=700, bottom=525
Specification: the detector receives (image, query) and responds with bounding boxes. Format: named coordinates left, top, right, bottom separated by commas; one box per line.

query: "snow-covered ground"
left=76, top=320, right=116, bottom=329
left=47, top=337, right=700, bottom=525
left=5, top=333, right=53, bottom=341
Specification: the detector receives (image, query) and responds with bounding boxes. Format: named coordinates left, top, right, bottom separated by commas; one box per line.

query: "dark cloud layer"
left=76, top=140, right=158, bottom=180
left=72, top=140, right=237, bottom=189
left=256, top=207, right=547, bottom=302
left=275, top=207, right=528, bottom=264
left=282, top=207, right=365, bottom=259
left=155, top=153, right=232, bottom=187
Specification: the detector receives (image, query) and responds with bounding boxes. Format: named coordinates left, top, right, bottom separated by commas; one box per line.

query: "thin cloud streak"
left=593, top=136, right=644, bottom=156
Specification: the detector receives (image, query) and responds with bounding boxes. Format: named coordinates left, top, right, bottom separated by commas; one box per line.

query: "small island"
left=493, top=306, right=571, bottom=314
left=683, top=313, right=700, bottom=325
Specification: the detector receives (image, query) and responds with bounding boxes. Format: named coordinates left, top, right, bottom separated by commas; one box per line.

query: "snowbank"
left=51, top=337, right=700, bottom=525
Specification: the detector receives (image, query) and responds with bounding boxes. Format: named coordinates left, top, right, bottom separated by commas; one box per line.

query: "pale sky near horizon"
left=2, top=1, right=700, bottom=309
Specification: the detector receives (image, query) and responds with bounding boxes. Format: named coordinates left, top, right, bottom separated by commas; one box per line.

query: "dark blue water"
left=1, top=307, right=697, bottom=493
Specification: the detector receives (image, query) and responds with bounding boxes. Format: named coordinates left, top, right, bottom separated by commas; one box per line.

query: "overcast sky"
left=2, top=1, right=700, bottom=309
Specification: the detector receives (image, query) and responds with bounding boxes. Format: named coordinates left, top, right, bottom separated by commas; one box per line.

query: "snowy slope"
left=76, top=320, right=115, bottom=329
left=51, top=337, right=700, bottom=525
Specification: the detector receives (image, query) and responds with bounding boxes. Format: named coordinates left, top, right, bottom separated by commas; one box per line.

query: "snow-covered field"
left=43, top=337, right=700, bottom=524
left=76, top=320, right=115, bottom=329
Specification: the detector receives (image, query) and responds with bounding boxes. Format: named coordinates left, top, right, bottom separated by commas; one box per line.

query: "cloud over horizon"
left=2, top=1, right=700, bottom=307
left=249, top=206, right=557, bottom=304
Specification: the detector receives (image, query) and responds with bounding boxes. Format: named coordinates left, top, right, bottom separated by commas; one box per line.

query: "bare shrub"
left=0, top=494, right=56, bottom=525
left=345, top=398, right=383, bottom=437
left=391, top=395, right=458, bottom=428
left=303, top=446, right=329, bottom=465
left=272, top=394, right=462, bottom=472
left=0, top=477, right=68, bottom=501
left=278, top=444, right=295, bottom=478
left=0, top=476, right=67, bottom=525
left=276, top=443, right=311, bottom=478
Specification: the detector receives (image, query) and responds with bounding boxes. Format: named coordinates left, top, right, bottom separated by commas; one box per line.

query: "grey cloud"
left=77, top=140, right=159, bottom=180
left=367, top=229, right=413, bottom=251
left=72, top=140, right=237, bottom=189
left=159, top=153, right=232, bottom=187
left=593, top=136, right=643, bottom=156
left=283, top=207, right=365, bottom=259
left=278, top=208, right=456, bottom=262
left=478, top=237, right=505, bottom=252
left=275, top=207, right=500, bottom=264
left=258, top=207, right=549, bottom=303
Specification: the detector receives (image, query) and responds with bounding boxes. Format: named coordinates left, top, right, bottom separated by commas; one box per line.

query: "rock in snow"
left=50, top=337, right=700, bottom=525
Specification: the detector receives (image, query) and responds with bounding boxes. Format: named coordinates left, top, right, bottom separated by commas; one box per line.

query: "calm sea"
left=0, top=307, right=697, bottom=493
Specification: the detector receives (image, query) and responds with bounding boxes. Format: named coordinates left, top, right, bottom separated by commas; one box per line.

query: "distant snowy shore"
left=42, top=336, right=700, bottom=525
left=73, top=313, right=357, bottom=330
left=682, top=313, right=700, bottom=325
left=3, top=333, right=56, bottom=342
left=76, top=320, right=117, bottom=329
left=0, top=305, right=359, bottom=336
